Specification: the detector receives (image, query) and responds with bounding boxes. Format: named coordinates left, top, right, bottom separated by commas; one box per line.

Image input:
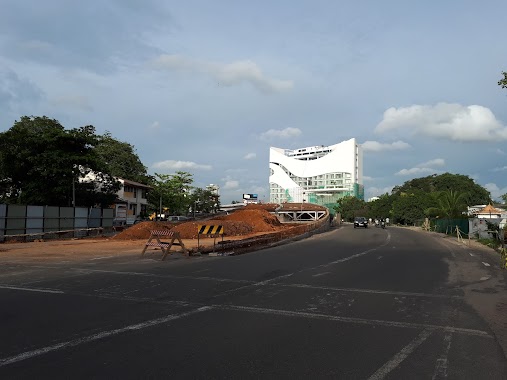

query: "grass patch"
left=476, top=238, right=502, bottom=250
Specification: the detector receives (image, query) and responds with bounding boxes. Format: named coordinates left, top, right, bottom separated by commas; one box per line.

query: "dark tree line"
left=335, top=173, right=492, bottom=225
left=0, top=115, right=219, bottom=215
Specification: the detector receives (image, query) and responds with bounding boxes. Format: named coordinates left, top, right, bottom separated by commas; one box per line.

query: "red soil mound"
left=113, top=208, right=286, bottom=240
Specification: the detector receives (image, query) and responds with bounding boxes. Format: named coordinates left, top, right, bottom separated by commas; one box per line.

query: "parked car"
left=168, top=215, right=190, bottom=222
left=354, top=217, right=368, bottom=228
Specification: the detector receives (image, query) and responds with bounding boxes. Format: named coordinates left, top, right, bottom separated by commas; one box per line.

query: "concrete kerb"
left=199, top=215, right=334, bottom=257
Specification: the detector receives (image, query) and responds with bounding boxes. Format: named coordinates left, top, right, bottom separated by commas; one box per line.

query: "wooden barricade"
left=141, top=230, right=188, bottom=260
left=197, top=225, right=224, bottom=254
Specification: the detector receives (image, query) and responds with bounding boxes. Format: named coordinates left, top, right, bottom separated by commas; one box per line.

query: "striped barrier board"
left=198, top=225, right=224, bottom=235
left=197, top=225, right=225, bottom=254
left=141, top=230, right=188, bottom=260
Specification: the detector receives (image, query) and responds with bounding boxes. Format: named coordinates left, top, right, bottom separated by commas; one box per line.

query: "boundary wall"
left=0, top=204, right=114, bottom=242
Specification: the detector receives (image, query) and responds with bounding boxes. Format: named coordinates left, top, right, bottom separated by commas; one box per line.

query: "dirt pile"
left=113, top=208, right=287, bottom=240
left=112, top=221, right=173, bottom=240
left=216, top=209, right=282, bottom=232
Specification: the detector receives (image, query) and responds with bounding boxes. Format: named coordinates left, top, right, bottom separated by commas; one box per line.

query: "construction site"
left=0, top=203, right=333, bottom=260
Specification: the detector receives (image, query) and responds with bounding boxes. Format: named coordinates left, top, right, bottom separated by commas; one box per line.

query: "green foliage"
left=147, top=171, right=194, bottom=215
left=425, top=190, right=469, bottom=219
left=147, top=171, right=220, bottom=215
left=392, top=173, right=490, bottom=205
left=334, top=196, right=367, bottom=222
left=191, top=187, right=220, bottom=214
left=0, top=116, right=119, bottom=207
left=95, top=132, right=150, bottom=184
left=499, top=71, right=507, bottom=89
left=368, top=193, right=393, bottom=220
left=391, top=191, right=430, bottom=225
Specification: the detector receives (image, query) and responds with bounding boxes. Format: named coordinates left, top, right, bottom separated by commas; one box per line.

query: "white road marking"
left=311, top=272, right=331, bottom=277
left=432, top=332, right=453, bottom=380
left=217, top=233, right=394, bottom=297
left=368, top=329, right=433, bottom=380
left=282, top=283, right=463, bottom=299
left=0, top=306, right=211, bottom=367
left=480, top=276, right=491, bottom=281
left=214, top=305, right=491, bottom=338
left=319, top=232, right=391, bottom=269
left=482, top=262, right=490, bottom=267
left=0, top=285, right=64, bottom=294
left=71, top=268, right=254, bottom=284
left=469, top=253, right=474, bottom=257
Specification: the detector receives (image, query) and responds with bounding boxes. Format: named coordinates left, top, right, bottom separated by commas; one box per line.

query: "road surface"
left=1, top=225, right=506, bottom=379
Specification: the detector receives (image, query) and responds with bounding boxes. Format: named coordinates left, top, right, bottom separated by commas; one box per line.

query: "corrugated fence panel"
left=102, top=208, right=114, bottom=227
left=6, top=205, right=26, bottom=235
left=44, top=206, right=59, bottom=232
left=88, top=208, right=101, bottom=228
left=0, top=204, right=6, bottom=241
left=26, top=205, right=44, bottom=240
left=60, top=207, right=74, bottom=230
left=74, top=207, right=89, bottom=237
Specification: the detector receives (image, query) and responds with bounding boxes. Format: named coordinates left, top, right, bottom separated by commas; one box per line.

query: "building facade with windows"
left=113, top=178, right=151, bottom=224
left=269, top=138, right=363, bottom=206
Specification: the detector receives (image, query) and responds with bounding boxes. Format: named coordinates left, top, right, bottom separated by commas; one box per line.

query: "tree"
left=147, top=171, right=194, bottom=215
left=499, top=71, right=507, bottom=89
left=95, top=132, right=150, bottom=184
left=368, top=193, right=393, bottom=220
left=0, top=116, right=119, bottom=207
left=391, top=191, right=429, bottom=225
left=190, top=187, right=220, bottom=214
left=426, top=190, right=469, bottom=219
left=393, top=173, right=490, bottom=205
left=334, top=196, right=368, bottom=222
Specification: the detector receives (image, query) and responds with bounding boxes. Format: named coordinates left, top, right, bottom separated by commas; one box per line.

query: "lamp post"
left=193, top=199, right=200, bottom=219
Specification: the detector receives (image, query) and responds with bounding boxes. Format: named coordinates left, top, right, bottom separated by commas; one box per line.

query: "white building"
left=269, top=138, right=363, bottom=205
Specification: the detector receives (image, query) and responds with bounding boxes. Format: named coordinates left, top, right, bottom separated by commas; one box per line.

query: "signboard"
left=243, top=193, right=259, bottom=204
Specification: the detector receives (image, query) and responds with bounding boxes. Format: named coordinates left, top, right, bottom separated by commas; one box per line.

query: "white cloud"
left=491, top=166, right=507, bottom=172
left=149, top=121, right=160, bottom=131
left=395, top=167, right=436, bottom=176
left=362, top=176, right=374, bottom=182
left=259, top=127, right=302, bottom=141
left=496, top=148, right=505, bottom=155
left=395, top=157, right=445, bottom=176
left=223, top=180, right=239, bottom=189
left=152, top=160, right=212, bottom=170
left=484, top=183, right=507, bottom=201
left=361, top=140, right=411, bottom=152
left=244, top=152, right=256, bottom=160
left=151, top=54, right=293, bottom=94
left=375, top=103, right=507, bottom=142
left=417, top=158, right=445, bottom=167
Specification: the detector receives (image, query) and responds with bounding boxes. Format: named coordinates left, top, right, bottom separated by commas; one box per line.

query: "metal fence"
left=0, top=204, right=114, bottom=242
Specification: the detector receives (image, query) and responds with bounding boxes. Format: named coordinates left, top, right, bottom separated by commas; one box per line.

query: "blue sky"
left=1, top=0, right=506, bottom=203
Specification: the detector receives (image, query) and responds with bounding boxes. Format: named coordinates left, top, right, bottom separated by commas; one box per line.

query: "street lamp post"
left=193, top=199, right=200, bottom=219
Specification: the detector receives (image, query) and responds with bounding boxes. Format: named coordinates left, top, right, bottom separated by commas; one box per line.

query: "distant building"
left=114, top=178, right=151, bottom=224
left=269, top=138, right=363, bottom=206
left=206, top=184, right=220, bottom=196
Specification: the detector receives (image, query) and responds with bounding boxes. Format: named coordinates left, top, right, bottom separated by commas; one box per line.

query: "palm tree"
left=426, top=190, right=469, bottom=219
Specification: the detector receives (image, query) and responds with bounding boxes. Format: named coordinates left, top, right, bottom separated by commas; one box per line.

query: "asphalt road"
left=1, top=225, right=506, bottom=379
